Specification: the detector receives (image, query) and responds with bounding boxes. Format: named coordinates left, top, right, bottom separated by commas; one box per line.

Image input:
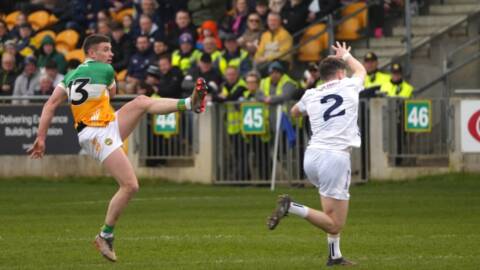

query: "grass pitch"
left=0, top=173, right=479, bottom=270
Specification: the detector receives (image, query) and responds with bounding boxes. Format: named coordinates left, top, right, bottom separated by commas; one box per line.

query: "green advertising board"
left=241, top=103, right=266, bottom=135
left=152, top=112, right=179, bottom=136
left=404, top=100, right=431, bottom=132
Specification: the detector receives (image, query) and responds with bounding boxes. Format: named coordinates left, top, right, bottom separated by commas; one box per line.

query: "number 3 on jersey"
left=68, top=78, right=90, bottom=105
left=321, top=94, right=345, bottom=121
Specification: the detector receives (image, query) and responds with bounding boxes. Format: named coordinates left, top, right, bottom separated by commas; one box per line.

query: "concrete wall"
left=0, top=100, right=478, bottom=182
left=0, top=108, right=215, bottom=184
left=369, top=98, right=480, bottom=180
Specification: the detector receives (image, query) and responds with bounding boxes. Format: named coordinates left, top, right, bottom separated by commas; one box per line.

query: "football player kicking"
left=267, top=42, right=366, bottom=267
left=27, top=34, right=208, bottom=262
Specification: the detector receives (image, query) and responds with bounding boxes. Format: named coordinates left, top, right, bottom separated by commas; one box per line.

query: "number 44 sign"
left=153, top=112, right=179, bottom=136
left=241, top=103, right=266, bottom=134
left=405, top=100, right=432, bottom=132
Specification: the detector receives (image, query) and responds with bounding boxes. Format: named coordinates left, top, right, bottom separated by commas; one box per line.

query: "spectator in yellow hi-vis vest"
left=257, top=61, right=297, bottom=105
left=215, top=33, right=251, bottom=76
left=171, top=33, right=201, bottom=75
left=382, top=63, right=414, bottom=98
left=363, top=52, right=390, bottom=91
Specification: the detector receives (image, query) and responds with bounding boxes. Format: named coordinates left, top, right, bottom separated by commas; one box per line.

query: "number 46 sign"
left=241, top=103, right=266, bottom=134
left=405, top=100, right=431, bottom=132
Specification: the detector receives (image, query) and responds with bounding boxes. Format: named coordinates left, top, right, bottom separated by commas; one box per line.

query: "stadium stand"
left=55, top=29, right=79, bottom=54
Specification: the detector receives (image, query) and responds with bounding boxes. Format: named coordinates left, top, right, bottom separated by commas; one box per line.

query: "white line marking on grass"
left=55, top=195, right=254, bottom=206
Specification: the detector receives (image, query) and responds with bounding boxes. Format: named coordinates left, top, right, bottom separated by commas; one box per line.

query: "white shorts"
left=77, top=113, right=123, bottom=163
left=303, top=148, right=351, bottom=200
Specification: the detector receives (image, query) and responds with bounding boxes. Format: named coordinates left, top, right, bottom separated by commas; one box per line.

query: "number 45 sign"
left=405, top=100, right=431, bottom=132
left=241, top=103, right=266, bottom=134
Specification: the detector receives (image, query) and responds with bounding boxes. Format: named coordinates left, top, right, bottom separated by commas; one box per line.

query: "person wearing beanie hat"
left=381, top=63, right=414, bottom=98
left=171, top=32, right=201, bottom=74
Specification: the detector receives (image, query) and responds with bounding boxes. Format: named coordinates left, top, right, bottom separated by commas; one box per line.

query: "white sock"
left=288, top=202, right=309, bottom=218
left=100, top=231, right=113, bottom=239
left=328, top=235, right=342, bottom=259
left=184, top=97, right=192, bottom=110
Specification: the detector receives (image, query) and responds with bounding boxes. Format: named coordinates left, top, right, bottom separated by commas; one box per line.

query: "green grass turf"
left=0, top=173, right=479, bottom=270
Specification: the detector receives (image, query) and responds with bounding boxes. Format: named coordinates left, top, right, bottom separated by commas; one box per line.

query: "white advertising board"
left=461, top=100, right=480, bottom=153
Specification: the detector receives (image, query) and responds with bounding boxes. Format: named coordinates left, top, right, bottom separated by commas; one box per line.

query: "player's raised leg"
left=94, top=148, right=138, bottom=262
left=116, top=78, right=207, bottom=140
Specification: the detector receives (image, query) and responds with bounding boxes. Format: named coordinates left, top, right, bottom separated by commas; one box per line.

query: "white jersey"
left=296, top=77, right=363, bottom=151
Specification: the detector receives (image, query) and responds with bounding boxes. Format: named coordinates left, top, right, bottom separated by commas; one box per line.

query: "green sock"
left=101, top=224, right=114, bottom=235
left=177, top=99, right=187, bottom=111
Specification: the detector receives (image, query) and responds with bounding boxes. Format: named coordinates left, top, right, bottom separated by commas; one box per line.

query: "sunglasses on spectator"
left=246, top=80, right=258, bottom=83
left=248, top=19, right=260, bottom=23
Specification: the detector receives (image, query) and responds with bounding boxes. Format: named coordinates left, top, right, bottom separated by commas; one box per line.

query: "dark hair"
left=136, top=34, right=149, bottom=42
left=111, top=22, right=123, bottom=31
left=67, top=59, right=81, bottom=70
left=45, top=60, right=58, bottom=70
left=319, top=57, right=347, bottom=81
left=158, top=54, right=171, bottom=62
left=82, top=34, right=111, bottom=54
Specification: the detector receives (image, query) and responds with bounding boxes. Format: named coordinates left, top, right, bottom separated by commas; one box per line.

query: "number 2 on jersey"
left=320, top=94, right=345, bottom=121
left=68, top=78, right=90, bottom=105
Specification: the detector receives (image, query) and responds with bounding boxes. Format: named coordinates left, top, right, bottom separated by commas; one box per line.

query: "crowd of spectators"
left=0, top=0, right=413, bottom=104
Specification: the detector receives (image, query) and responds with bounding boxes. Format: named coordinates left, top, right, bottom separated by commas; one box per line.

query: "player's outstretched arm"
left=27, top=86, right=67, bottom=159
left=332, top=41, right=366, bottom=80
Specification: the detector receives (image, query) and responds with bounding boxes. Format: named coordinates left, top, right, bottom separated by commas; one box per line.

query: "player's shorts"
left=77, top=112, right=123, bottom=163
left=303, top=148, right=351, bottom=200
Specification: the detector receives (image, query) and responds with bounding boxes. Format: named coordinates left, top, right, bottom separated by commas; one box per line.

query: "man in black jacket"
left=181, top=53, right=223, bottom=97
left=157, top=55, right=185, bottom=98
left=166, top=10, right=198, bottom=50
left=110, top=22, right=134, bottom=72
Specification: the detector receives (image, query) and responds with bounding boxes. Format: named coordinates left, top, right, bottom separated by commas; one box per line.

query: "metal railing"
left=383, top=4, right=480, bottom=71
left=383, top=98, right=451, bottom=166
left=138, top=110, right=198, bottom=163
left=415, top=35, right=480, bottom=97
left=211, top=101, right=370, bottom=185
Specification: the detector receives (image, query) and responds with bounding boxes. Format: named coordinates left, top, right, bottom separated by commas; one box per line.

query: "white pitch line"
left=55, top=195, right=258, bottom=206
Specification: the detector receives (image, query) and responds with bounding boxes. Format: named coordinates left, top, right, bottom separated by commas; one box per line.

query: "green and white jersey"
left=58, top=60, right=116, bottom=127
